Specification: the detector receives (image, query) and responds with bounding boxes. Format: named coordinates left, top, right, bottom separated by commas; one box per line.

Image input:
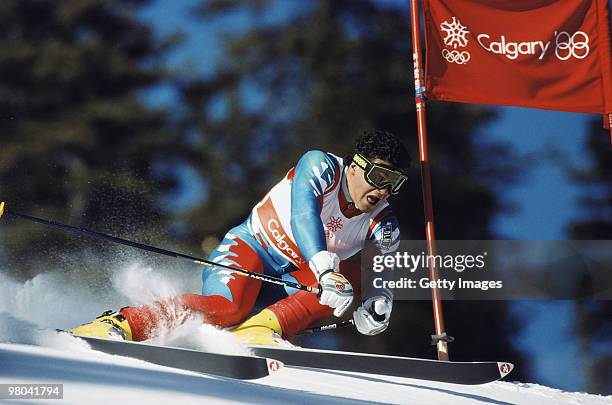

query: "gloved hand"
left=353, top=296, right=392, bottom=336
left=309, top=250, right=354, bottom=317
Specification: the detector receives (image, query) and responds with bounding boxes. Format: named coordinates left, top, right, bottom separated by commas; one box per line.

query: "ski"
left=249, top=345, right=514, bottom=385
left=69, top=333, right=282, bottom=380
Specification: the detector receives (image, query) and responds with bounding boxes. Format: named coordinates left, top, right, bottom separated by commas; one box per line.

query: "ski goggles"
left=352, top=153, right=407, bottom=195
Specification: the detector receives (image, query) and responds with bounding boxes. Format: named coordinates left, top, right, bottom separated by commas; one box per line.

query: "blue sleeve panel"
left=290, top=150, right=340, bottom=262
left=367, top=211, right=401, bottom=255
left=366, top=210, right=401, bottom=302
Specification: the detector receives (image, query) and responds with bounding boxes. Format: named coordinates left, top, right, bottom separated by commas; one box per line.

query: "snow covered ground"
left=2, top=340, right=611, bottom=405
left=1, top=265, right=611, bottom=404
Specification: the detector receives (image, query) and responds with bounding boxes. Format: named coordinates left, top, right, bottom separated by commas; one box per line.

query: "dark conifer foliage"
left=569, top=119, right=612, bottom=395
left=0, top=0, right=187, bottom=275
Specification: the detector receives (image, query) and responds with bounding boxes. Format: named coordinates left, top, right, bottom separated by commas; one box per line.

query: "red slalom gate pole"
left=409, top=0, right=452, bottom=361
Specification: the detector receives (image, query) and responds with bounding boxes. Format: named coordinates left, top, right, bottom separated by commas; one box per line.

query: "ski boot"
left=231, top=309, right=286, bottom=346
left=71, top=310, right=133, bottom=341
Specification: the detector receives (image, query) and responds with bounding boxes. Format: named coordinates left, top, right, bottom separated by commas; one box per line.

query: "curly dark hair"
left=345, top=130, right=411, bottom=175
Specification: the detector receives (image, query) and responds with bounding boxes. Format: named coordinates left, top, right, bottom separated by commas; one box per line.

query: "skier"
left=72, top=130, right=410, bottom=345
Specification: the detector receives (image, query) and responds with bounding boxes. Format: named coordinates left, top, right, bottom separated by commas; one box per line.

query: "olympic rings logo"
left=555, top=31, right=590, bottom=60
left=442, top=49, right=471, bottom=65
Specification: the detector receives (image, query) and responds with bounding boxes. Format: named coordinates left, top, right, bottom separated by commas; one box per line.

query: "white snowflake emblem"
left=440, top=17, right=469, bottom=49
left=326, top=216, right=343, bottom=232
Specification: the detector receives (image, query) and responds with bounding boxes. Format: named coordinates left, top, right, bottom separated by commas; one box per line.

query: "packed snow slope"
left=2, top=340, right=611, bottom=405
left=1, top=264, right=611, bottom=404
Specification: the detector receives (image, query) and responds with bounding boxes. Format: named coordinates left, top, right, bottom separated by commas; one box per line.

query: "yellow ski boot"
left=231, top=309, right=285, bottom=346
left=71, top=310, right=133, bottom=341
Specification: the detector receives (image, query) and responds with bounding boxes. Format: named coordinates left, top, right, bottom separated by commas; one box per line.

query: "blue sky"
left=484, top=108, right=593, bottom=240
left=139, top=0, right=608, bottom=392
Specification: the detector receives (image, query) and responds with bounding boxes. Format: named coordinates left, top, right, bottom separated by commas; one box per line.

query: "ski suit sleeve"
left=290, top=150, right=341, bottom=262
left=365, top=208, right=400, bottom=302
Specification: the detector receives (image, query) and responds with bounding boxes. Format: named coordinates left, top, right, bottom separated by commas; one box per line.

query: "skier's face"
left=347, top=158, right=392, bottom=213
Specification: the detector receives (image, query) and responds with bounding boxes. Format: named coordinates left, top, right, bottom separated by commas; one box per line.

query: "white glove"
left=353, top=296, right=392, bottom=336
left=309, top=251, right=354, bottom=317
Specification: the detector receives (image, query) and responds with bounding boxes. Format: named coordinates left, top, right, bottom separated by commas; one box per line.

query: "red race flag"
left=423, top=0, right=612, bottom=115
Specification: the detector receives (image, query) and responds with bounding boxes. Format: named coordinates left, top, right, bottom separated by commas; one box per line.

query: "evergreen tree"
left=568, top=120, right=612, bottom=394
left=0, top=0, right=187, bottom=277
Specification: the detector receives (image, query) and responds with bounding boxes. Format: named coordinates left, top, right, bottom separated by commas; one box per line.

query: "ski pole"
left=0, top=202, right=320, bottom=295
left=299, top=319, right=354, bottom=335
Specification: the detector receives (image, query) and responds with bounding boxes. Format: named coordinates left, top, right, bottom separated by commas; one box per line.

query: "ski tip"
left=497, top=362, right=514, bottom=379
left=265, top=358, right=284, bottom=374
left=0, top=201, right=4, bottom=219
